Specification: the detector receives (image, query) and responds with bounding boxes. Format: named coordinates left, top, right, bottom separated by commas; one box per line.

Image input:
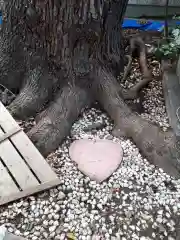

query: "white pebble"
left=49, top=225, right=56, bottom=232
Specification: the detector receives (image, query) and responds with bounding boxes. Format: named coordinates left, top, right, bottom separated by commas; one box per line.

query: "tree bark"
left=1, top=0, right=180, bottom=178
left=92, top=63, right=180, bottom=177
left=28, top=82, right=91, bottom=156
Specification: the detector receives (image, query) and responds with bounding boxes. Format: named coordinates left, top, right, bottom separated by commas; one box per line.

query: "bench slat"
left=0, top=102, right=58, bottom=183
left=0, top=127, right=39, bottom=189
left=0, top=159, right=19, bottom=197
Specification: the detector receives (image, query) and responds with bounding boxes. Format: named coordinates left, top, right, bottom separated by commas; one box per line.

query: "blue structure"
left=122, top=18, right=180, bottom=32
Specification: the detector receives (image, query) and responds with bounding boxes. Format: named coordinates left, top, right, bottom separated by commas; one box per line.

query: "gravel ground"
left=1, top=58, right=180, bottom=240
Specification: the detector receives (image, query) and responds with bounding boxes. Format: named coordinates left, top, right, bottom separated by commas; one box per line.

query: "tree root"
left=7, top=66, right=60, bottom=119
left=138, top=41, right=152, bottom=82
left=27, top=84, right=91, bottom=157
left=93, top=63, right=180, bottom=178
left=122, top=55, right=132, bottom=82
left=5, top=58, right=180, bottom=178
left=121, top=34, right=152, bottom=100
left=0, top=0, right=179, bottom=179
left=122, top=75, right=152, bottom=100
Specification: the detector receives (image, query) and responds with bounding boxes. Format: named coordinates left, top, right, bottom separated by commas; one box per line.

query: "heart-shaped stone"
left=69, top=139, right=123, bottom=183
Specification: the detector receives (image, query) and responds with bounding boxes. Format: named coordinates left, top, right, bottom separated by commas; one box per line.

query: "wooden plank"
left=0, top=160, right=19, bottom=197
left=4, top=232, right=26, bottom=240
left=0, top=127, right=39, bottom=189
left=0, top=179, right=61, bottom=206
left=0, top=127, right=22, bottom=144
left=0, top=102, right=58, bottom=183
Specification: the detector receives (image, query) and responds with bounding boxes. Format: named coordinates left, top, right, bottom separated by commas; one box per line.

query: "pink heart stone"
left=69, top=139, right=123, bottom=183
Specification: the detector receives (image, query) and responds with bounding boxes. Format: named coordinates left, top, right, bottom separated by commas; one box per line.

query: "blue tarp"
left=122, top=18, right=180, bottom=32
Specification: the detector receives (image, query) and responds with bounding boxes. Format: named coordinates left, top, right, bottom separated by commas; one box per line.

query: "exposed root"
left=121, top=87, right=139, bottom=100
left=93, top=63, right=180, bottom=178
left=121, top=36, right=152, bottom=99
left=122, top=74, right=152, bottom=100
left=1, top=0, right=179, bottom=179
left=138, top=41, right=152, bottom=82
left=132, top=74, right=151, bottom=93
left=117, top=84, right=142, bottom=101
left=7, top=66, right=59, bottom=119
left=82, top=121, right=107, bottom=132
left=28, top=83, right=91, bottom=157
left=122, top=55, right=132, bottom=82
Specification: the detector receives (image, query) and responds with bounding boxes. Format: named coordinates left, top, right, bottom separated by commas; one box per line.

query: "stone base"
left=163, top=69, right=180, bottom=138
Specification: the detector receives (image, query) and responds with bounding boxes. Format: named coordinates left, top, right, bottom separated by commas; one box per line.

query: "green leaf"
left=164, top=51, right=170, bottom=55
left=175, top=36, right=180, bottom=45
left=172, top=28, right=180, bottom=37
left=169, top=42, right=175, bottom=48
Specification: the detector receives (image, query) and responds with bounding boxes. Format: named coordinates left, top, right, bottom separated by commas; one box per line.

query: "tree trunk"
left=1, top=0, right=180, bottom=178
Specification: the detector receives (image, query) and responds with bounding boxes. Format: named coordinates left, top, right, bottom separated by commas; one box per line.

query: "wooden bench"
left=0, top=102, right=60, bottom=206
left=4, top=233, right=26, bottom=240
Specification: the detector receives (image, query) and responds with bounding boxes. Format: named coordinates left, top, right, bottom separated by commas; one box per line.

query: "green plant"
left=155, top=26, right=180, bottom=59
